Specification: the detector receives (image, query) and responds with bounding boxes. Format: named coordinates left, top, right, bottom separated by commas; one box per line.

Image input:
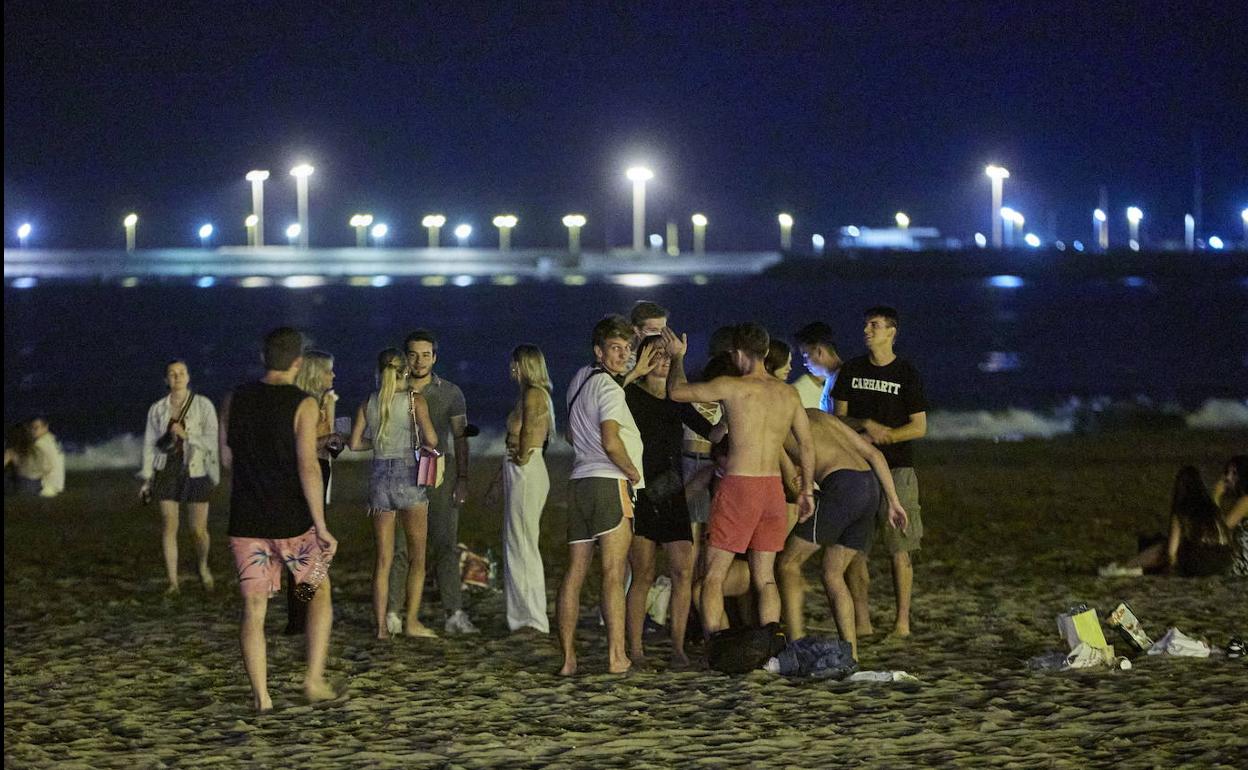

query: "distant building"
left=837, top=226, right=946, bottom=251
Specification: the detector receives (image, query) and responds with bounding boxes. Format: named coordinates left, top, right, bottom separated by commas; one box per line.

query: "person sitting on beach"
left=139, top=361, right=219, bottom=593
left=558, top=315, right=644, bottom=675
left=663, top=322, right=815, bottom=640
left=224, top=327, right=338, bottom=710
left=624, top=334, right=718, bottom=667
left=4, top=417, right=65, bottom=498
left=776, top=409, right=908, bottom=659
left=503, top=344, right=556, bottom=635
left=1213, top=455, right=1248, bottom=577
left=1126, top=466, right=1235, bottom=577
left=350, top=348, right=439, bottom=639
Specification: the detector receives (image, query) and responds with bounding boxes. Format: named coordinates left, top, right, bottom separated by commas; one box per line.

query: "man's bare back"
left=786, top=409, right=870, bottom=481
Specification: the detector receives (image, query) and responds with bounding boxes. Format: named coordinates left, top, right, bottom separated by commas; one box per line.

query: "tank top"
left=227, top=381, right=313, bottom=538
left=364, top=391, right=419, bottom=461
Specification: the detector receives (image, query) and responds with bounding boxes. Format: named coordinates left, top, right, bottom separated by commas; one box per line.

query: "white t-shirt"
left=793, top=373, right=826, bottom=411
left=566, top=365, right=645, bottom=488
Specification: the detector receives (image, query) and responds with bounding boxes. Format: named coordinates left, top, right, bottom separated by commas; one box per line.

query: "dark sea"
left=5, top=272, right=1247, bottom=458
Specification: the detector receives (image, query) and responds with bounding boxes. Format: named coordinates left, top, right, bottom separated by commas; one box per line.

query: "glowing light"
left=987, top=275, right=1025, bottom=289
left=285, top=223, right=302, bottom=240
left=240, top=276, right=274, bottom=288
left=492, top=215, right=518, bottom=228
left=198, top=223, right=214, bottom=240
left=625, top=166, right=654, bottom=182
left=123, top=213, right=138, bottom=227
left=811, top=234, right=825, bottom=249
left=1242, top=208, right=1248, bottom=224
left=562, top=214, right=587, bottom=228
left=1012, top=211, right=1025, bottom=226
left=196, top=276, right=216, bottom=288
left=452, top=275, right=474, bottom=287
left=289, top=164, right=314, bottom=179
left=370, top=275, right=392, bottom=287
left=692, top=274, right=709, bottom=285
left=121, top=277, right=139, bottom=288
left=281, top=275, right=326, bottom=289
left=1072, top=240, right=1085, bottom=252
left=245, top=215, right=258, bottom=227
left=691, top=213, right=708, bottom=227
left=1122, top=276, right=1147, bottom=288
left=1126, top=206, right=1143, bottom=224
left=12, top=277, right=37, bottom=289
left=648, top=233, right=663, bottom=249
left=422, top=214, right=446, bottom=228
left=454, top=224, right=473, bottom=242
left=563, top=274, right=588, bottom=286
left=421, top=275, right=447, bottom=286
left=1093, top=208, right=1107, bottom=223
left=974, top=232, right=988, bottom=248
left=984, top=165, right=1010, bottom=180
left=894, top=212, right=910, bottom=228
left=1024, top=233, right=1041, bottom=248
left=845, top=225, right=861, bottom=238
left=1055, top=241, right=1066, bottom=251
left=777, top=213, right=794, bottom=228
left=371, top=223, right=388, bottom=240
left=1208, top=235, right=1225, bottom=250
left=17, top=223, right=32, bottom=240
left=349, top=214, right=374, bottom=228
left=245, top=170, right=270, bottom=182
left=613, top=273, right=665, bottom=288
left=491, top=274, right=519, bottom=286
left=1000, top=207, right=1016, bottom=223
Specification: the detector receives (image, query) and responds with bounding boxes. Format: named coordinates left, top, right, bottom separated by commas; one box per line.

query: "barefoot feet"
left=304, top=678, right=339, bottom=703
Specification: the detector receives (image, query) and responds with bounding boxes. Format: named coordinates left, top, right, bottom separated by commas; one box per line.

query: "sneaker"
left=445, top=609, right=480, bottom=635
left=385, top=612, right=402, bottom=636
left=1098, top=563, right=1143, bottom=578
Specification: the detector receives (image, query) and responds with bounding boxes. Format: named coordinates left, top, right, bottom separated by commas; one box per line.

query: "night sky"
left=4, top=1, right=1246, bottom=251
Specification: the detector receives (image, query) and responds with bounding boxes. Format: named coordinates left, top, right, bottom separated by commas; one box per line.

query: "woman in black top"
left=624, top=334, right=717, bottom=667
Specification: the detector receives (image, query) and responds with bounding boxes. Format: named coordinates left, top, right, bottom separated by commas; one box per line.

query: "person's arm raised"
left=661, top=327, right=726, bottom=403
left=295, top=397, right=336, bottom=556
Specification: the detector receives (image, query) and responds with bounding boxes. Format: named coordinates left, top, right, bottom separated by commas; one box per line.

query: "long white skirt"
left=503, top=450, right=550, bottom=633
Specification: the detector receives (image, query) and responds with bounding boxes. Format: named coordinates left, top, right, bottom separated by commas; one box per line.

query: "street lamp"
left=1093, top=208, right=1108, bottom=251
left=492, top=215, right=517, bottom=251
left=289, top=163, right=314, bottom=248
left=245, top=214, right=259, bottom=246
left=999, top=207, right=1019, bottom=248
left=895, top=212, right=910, bottom=229
left=371, top=223, right=388, bottom=246
left=778, top=213, right=794, bottom=250
left=1126, top=206, right=1143, bottom=251
left=1241, top=208, right=1247, bottom=244
left=245, top=170, right=269, bottom=246
left=691, top=213, right=708, bottom=255
left=985, top=165, right=1010, bottom=248
left=285, top=223, right=301, bottom=245
left=811, top=233, right=825, bottom=255
left=198, top=223, right=214, bottom=248
left=422, top=214, right=446, bottom=248
left=626, top=166, right=653, bottom=252
left=123, top=213, right=138, bottom=252
left=1024, top=233, right=1041, bottom=248
left=562, top=214, right=586, bottom=254
left=16, top=222, right=31, bottom=249
left=454, top=223, right=472, bottom=246
left=1185, top=214, right=1195, bottom=252
left=349, top=214, right=374, bottom=247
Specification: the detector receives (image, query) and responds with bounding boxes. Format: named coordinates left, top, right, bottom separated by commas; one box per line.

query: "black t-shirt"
left=625, top=384, right=714, bottom=481
left=831, top=355, right=927, bottom=468
left=227, top=381, right=313, bottom=538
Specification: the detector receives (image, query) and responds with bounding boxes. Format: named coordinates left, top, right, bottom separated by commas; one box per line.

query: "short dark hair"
left=630, top=300, right=669, bottom=327
left=764, top=339, right=791, bottom=375
left=701, top=351, right=738, bottom=380
left=864, top=306, right=899, bottom=328
left=264, top=327, right=305, bottom=371
left=732, top=322, right=769, bottom=359
left=793, top=322, right=838, bottom=356
left=708, top=325, right=737, bottom=356
left=592, top=314, right=634, bottom=351
left=404, top=329, right=438, bottom=353
left=164, top=358, right=188, bottom=374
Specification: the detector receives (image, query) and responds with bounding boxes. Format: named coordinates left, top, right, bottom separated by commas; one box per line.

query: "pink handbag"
left=410, top=391, right=445, bottom=487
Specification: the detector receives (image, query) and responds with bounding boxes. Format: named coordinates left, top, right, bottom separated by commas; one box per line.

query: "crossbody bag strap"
left=566, top=367, right=609, bottom=446
left=408, top=390, right=421, bottom=451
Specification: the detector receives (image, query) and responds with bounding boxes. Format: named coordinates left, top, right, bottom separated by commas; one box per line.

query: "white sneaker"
left=445, top=609, right=479, bottom=635
left=385, top=612, right=403, bottom=635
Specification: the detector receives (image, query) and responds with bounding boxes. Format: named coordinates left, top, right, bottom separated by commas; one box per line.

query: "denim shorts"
left=369, top=458, right=428, bottom=512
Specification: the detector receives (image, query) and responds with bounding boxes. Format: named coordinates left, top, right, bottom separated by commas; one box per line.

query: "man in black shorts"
left=777, top=409, right=907, bottom=659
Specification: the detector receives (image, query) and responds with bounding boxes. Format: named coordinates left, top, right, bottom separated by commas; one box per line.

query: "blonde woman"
left=503, top=344, right=555, bottom=634
left=350, top=348, right=438, bottom=639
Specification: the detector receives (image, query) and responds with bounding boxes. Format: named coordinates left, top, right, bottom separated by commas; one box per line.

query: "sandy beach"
left=5, top=429, right=1246, bottom=768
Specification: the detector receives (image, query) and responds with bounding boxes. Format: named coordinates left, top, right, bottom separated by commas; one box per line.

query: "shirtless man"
left=663, top=323, right=815, bottom=637
left=776, top=409, right=908, bottom=658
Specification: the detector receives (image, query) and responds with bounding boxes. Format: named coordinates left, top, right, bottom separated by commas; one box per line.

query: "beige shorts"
left=876, top=467, right=922, bottom=554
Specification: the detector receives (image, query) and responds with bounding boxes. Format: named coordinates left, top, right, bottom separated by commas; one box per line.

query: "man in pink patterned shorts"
left=223, top=327, right=339, bottom=711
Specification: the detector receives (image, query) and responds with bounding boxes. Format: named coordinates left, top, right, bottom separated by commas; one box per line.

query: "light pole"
left=811, top=233, right=825, bottom=255
left=1000, top=208, right=1019, bottom=248
left=562, top=214, right=586, bottom=254
left=895, top=212, right=910, bottom=229
left=778, top=213, right=794, bottom=250
left=626, top=166, right=653, bottom=252
left=349, top=214, right=374, bottom=247
left=1185, top=214, right=1195, bottom=252
left=245, top=215, right=258, bottom=247
left=1093, top=208, right=1108, bottom=252
left=1012, top=211, right=1025, bottom=248
left=985, top=165, right=1010, bottom=248
left=1126, top=207, right=1143, bottom=251
left=123, top=213, right=138, bottom=253
left=691, top=213, right=707, bottom=255
left=371, top=223, right=388, bottom=246
left=1241, top=208, right=1248, bottom=244
left=454, top=223, right=472, bottom=246
left=285, top=223, right=301, bottom=246
left=198, top=223, right=214, bottom=248
left=289, top=163, right=314, bottom=248
left=492, top=215, right=517, bottom=251
left=422, top=215, right=446, bottom=248
left=17, top=223, right=31, bottom=249
left=245, top=170, right=269, bottom=246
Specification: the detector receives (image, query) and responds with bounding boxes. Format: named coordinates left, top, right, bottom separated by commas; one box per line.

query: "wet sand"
left=5, top=430, right=1246, bottom=768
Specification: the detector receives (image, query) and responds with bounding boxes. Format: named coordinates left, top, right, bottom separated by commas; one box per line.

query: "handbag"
left=155, top=392, right=196, bottom=453
left=1056, top=604, right=1110, bottom=650
left=410, top=390, right=445, bottom=488
left=707, top=622, right=787, bottom=674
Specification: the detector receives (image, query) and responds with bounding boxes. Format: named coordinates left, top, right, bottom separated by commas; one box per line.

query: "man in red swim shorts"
left=664, top=323, right=815, bottom=636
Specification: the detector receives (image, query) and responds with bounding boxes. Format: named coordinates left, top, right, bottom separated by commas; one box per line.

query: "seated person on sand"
left=776, top=409, right=908, bottom=660
left=4, top=417, right=65, bottom=498
left=1212, top=455, right=1247, bottom=577
left=1119, top=465, right=1235, bottom=577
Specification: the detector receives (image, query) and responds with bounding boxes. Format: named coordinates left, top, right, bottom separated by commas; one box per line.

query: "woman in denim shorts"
left=350, top=348, right=438, bottom=639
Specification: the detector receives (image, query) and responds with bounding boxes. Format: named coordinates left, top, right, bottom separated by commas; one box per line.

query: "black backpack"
left=706, top=622, right=787, bottom=674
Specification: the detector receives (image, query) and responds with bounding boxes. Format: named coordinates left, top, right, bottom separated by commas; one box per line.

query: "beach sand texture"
left=5, top=430, right=1247, bottom=768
